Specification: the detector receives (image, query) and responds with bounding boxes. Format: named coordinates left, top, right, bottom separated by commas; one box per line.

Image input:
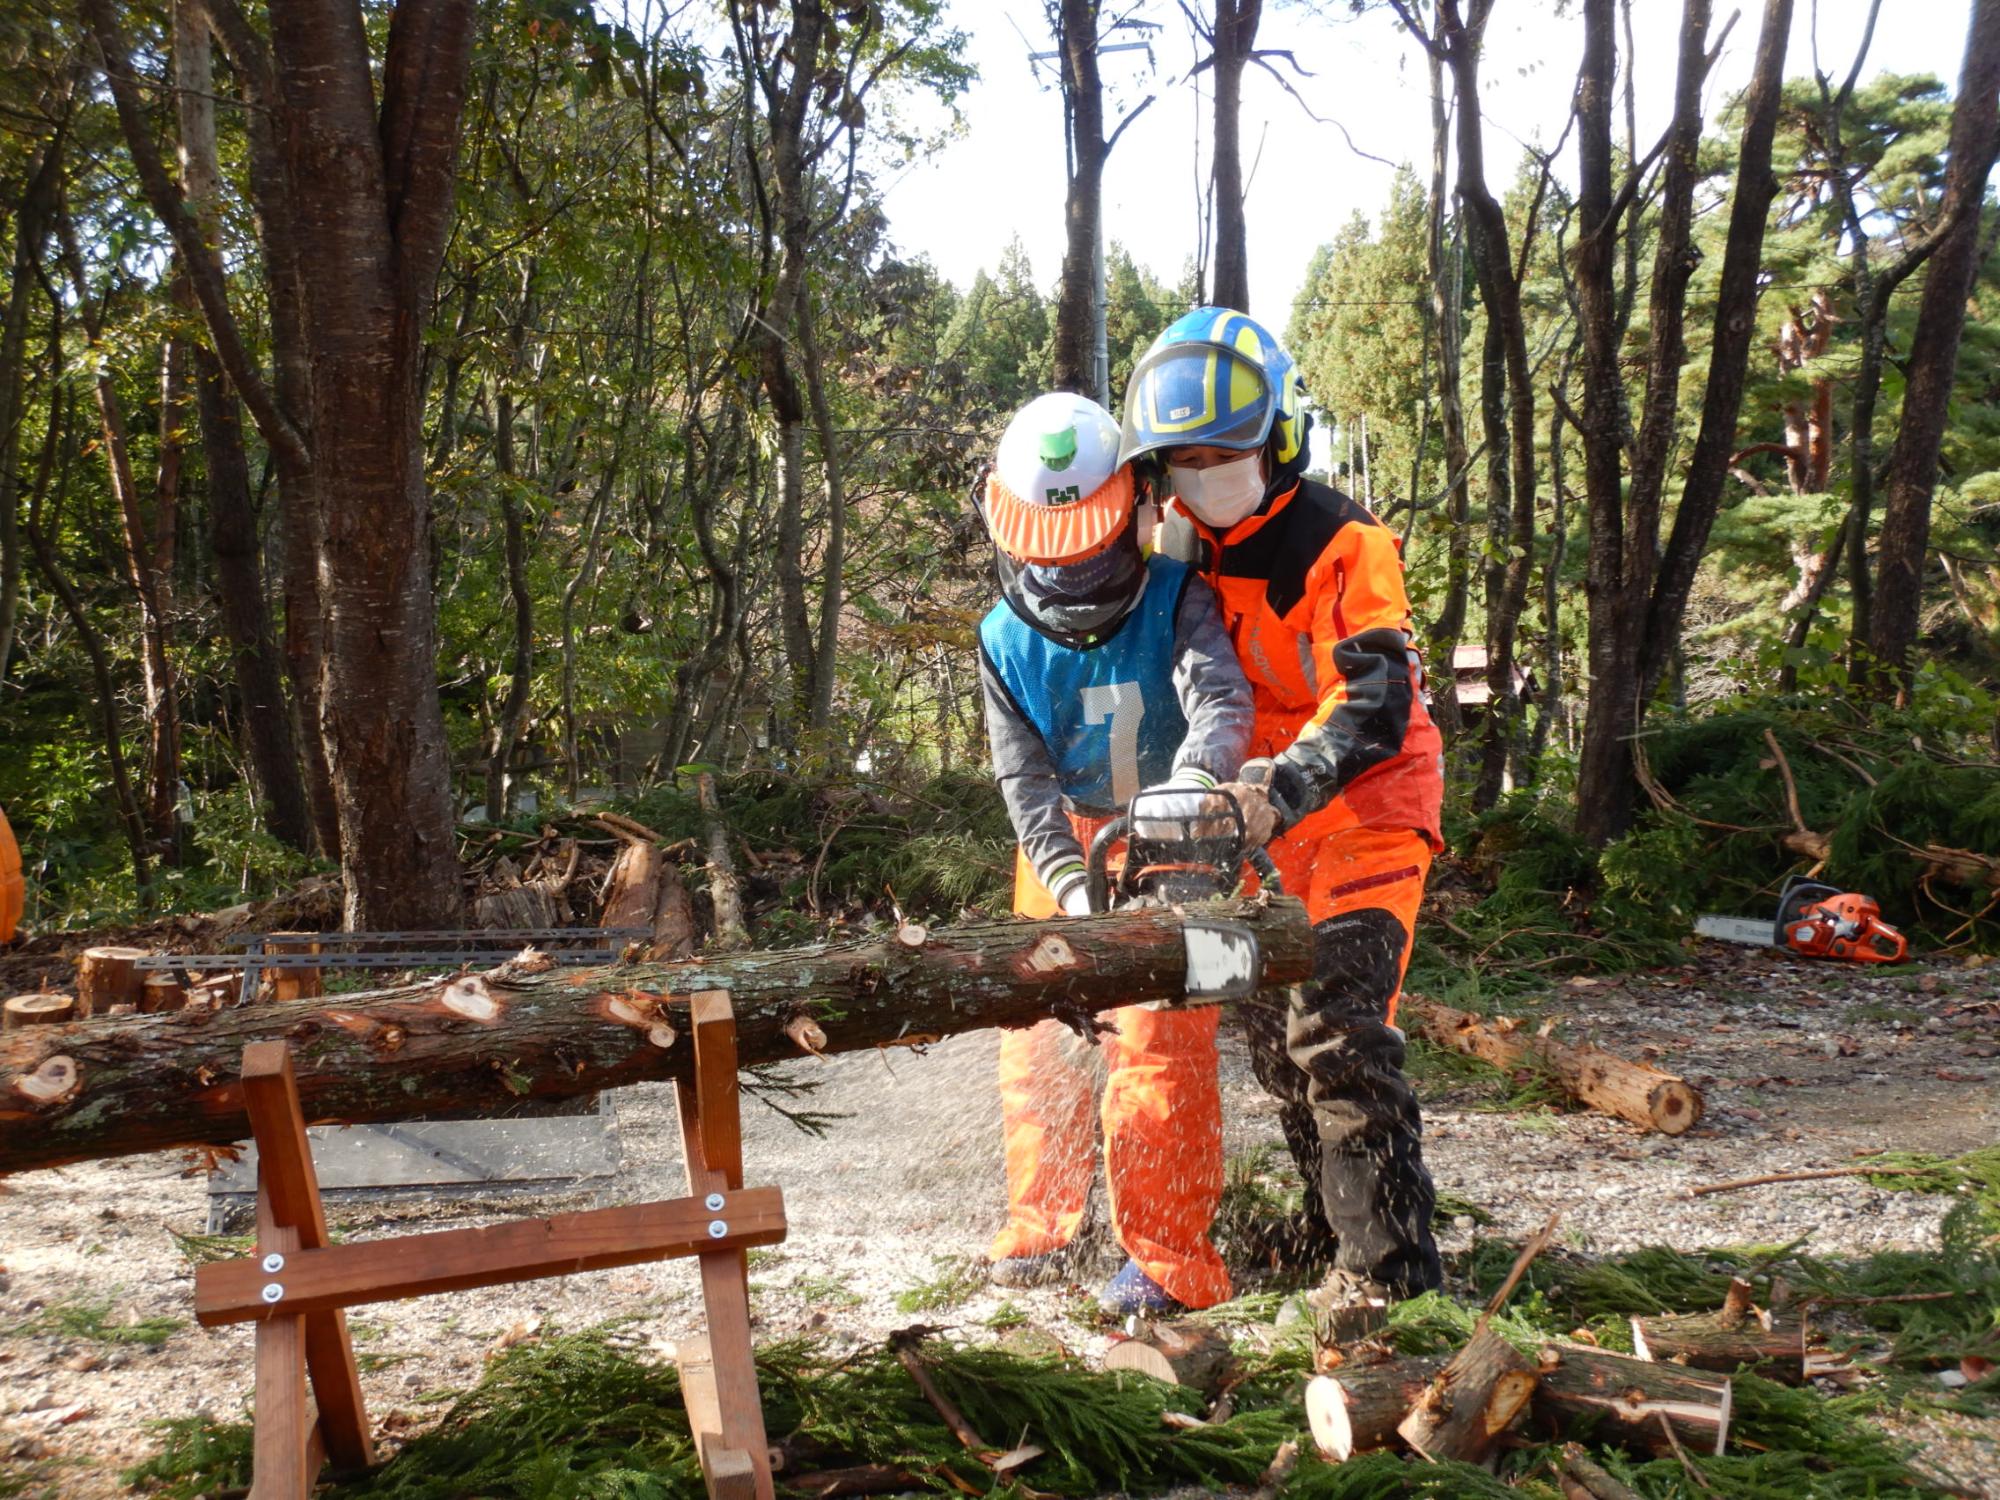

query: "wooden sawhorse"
left=193, top=989, right=783, bottom=1499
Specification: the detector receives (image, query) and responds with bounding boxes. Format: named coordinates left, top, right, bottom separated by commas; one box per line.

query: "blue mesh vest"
left=979, top=556, right=1192, bottom=814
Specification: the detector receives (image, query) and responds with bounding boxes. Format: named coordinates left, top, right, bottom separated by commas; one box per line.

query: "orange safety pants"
left=1264, top=820, right=1430, bottom=1013
left=988, top=845, right=1231, bottom=1309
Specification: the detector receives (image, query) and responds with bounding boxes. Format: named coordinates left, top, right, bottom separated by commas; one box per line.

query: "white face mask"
left=1169, top=454, right=1265, bottom=529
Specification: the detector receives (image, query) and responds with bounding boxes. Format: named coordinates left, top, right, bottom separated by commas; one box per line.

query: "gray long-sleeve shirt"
left=980, top=570, right=1253, bottom=900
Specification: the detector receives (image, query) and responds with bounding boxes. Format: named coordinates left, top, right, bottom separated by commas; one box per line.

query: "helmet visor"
left=983, top=465, right=1135, bottom=566
left=1119, top=341, right=1277, bottom=467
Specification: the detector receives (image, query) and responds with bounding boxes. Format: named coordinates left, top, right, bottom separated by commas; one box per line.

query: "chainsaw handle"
left=1247, top=844, right=1283, bottom=896
left=1084, top=815, right=1130, bottom=915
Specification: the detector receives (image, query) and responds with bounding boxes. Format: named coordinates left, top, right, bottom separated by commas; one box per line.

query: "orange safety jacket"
left=1169, top=477, right=1444, bottom=849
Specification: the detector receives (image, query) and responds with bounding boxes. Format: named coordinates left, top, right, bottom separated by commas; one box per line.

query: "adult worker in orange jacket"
left=1120, top=308, right=1446, bottom=1310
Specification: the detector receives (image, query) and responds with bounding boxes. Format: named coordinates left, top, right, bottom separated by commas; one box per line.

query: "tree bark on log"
left=0, top=897, right=1311, bottom=1176
left=1531, top=1342, right=1731, bottom=1456
left=1630, top=1280, right=1825, bottom=1384
left=1304, top=1356, right=1446, bottom=1460
left=1405, top=998, right=1702, bottom=1135
left=1396, top=1327, right=1538, bottom=1463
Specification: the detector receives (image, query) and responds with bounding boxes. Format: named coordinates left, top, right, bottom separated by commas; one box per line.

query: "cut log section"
left=268, top=934, right=323, bottom=1002
left=1101, top=1323, right=1231, bottom=1392
left=0, top=897, right=1312, bottom=1174
left=1404, top=998, right=1703, bottom=1135
left=1630, top=1280, right=1823, bottom=1384
left=1396, top=1327, right=1538, bottom=1463
left=1304, top=1356, right=1445, bottom=1461
left=77, top=946, right=148, bottom=1016
left=599, top=839, right=696, bottom=959
left=141, top=973, right=187, bottom=1014
left=4, top=994, right=75, bottom=1030
left=1532, top=1342, right=1731, bottom=1456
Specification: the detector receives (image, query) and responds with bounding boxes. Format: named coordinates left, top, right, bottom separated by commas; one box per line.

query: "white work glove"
left=1059, top=882, right=1094, bottom=917
left=1130, top=770, right=1229, bottom=842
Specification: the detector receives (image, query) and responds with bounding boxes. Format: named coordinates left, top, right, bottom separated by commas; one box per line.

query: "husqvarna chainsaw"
left=1695, top=876, right=1908, bottom=963
left=1084, top=786, right=1284, bottom=1003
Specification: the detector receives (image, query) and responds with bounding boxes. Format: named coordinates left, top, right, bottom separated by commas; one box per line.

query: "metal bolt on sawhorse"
left=191, top=989, right=784, bottom=1499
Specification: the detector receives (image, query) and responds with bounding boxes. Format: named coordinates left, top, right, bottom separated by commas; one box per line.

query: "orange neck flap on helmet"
left=984, top=465, right=1135, bottom=566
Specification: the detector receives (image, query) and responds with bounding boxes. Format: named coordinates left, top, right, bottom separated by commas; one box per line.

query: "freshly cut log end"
left=1534, top=1342, right=1732, bottom=1456
left=1305, top=1356, right=1447, bottom=1462
left=1397, top=1327, right=1538, bottom=1463
left=1102, top=1322, right=1230, bottom=1392
left=77, top=947, right=148, bottom=1016
left=4, top=995, right=75, bottom=1029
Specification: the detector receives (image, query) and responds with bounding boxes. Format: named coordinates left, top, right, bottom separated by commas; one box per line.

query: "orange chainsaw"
left=1696, top=877, right=1908, bottom=963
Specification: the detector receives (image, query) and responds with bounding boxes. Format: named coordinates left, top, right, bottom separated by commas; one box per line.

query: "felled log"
left=0, top=896, right=1311, bottom=1175
left=77, top=946, right=147, bottom=1016
left=1404, top=999, right=1703, bottom=1135
left=1102, top=1322, right=1232, bottom=1392
left=1629, top=1279, right=1823, bottom=1384
left=1532, top=1342, right=1731, bottom=1456
left=4, top=995, right=74, bottom=1030
left=1304, top=1355, right=1445, bottom=1460
left=1396, top=1327, right=1538, bottom=1463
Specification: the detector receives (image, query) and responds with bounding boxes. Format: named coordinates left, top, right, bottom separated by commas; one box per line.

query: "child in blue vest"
left=976, top=391, right=1253, bottom=1315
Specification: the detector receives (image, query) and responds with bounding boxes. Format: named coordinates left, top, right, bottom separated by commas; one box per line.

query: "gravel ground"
left=1, top=940, right=1996, bottom=1495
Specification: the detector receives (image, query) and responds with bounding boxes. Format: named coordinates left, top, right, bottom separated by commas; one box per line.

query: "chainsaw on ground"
left=1694, top=876, right=1908, bottom=963
left=1084, top=786, right=1284, bottom=1003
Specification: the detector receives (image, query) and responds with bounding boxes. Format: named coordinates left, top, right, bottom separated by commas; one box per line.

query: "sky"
left=874, top=0, right=1978, bottom=331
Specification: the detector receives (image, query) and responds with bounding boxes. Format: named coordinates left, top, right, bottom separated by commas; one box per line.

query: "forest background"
left=1, top=0, right=1997, bottom=963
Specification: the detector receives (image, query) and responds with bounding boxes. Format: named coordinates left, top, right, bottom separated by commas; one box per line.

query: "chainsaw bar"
left=1181, top=918, right=1261, bottom=1001
left=1693, top=914, right=1777, bottom=947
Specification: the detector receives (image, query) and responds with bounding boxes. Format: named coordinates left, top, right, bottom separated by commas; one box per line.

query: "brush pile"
left=121, top=1149, right=2000, bottom=1500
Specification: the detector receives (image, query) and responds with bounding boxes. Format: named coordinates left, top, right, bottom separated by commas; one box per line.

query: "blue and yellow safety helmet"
left=1117, top=307, right=1307, bottom=470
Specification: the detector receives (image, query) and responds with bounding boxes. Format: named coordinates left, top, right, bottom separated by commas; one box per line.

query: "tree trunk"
left=1868, top=0, right=2000, bottom=691
left=486, top=382, right=536, bottom=822
left=1423, top=48, right=1471, bottom=744
left=800, top=293, right=846, bottom=734
left=1206, top=0, right=1260, bottom=311
left=1630, top=1303, right=1822, bottom=1384
left=1053, top=0, right=1106, bottom=396
left=176, top=0, right=313, bottom=854
left=0, top=94, right=65, bottom=688
left=1405, top=998, right=1702, bottom=1134
left=1439, top=0, right=1534, bottom=812
left=1634, top=0, right=1794, bottom=710
left=1575, top=0, right=1725, bottom=848
left=0, top=897, right=1313, bottom=1175
left=76, top=946, right=149, bottom=1016
left=266, top=0, right=477, bottom=928
left=24, top=396, right=151, bottom=894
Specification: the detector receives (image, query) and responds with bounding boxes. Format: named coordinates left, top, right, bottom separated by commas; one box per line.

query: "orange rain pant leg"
left=990, top=844, right=1232, bottom=1307
left=989, top=847, right=1099, bottom=1262
left=1099, top=1003, right=1231, bottom=1309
